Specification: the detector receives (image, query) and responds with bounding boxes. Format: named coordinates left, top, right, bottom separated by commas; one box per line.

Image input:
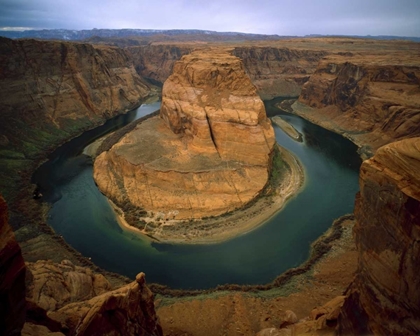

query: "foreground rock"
left=338, top=138, right=420, bottom=335
left=46, top=272, right=162, bottom=336
left=94, top=49, right=275, bottom=220
left=26, top=260, right=112, bottom=311
left=0, top=196, right=26, bottom=335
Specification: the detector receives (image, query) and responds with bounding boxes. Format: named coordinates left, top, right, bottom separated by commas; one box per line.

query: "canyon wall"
left=338, top=138, right=420, bottom=335
left=127, top=44, right=327, bottom=99
left=0, top=37, right=151, bottom=157
left=0, top=37, right=152, bottom=200
left=94, top=49, right=275, bottom=220
left=127, top=44, right=193, bottom=84
left=294, top=55, right=420, bottom=156
left=0, top=196, right=26, bottom=336
left=232, top=46, right=328, bottom=99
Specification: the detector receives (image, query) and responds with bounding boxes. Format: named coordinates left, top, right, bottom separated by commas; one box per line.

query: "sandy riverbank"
left=111, top=144, right=305, bottom=245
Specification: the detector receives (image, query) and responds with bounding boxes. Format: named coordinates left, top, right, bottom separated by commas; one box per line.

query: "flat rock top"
left=113, top=116, right=243, bottom=172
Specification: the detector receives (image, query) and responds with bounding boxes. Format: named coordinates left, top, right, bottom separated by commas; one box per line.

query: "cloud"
left=0, top=0, right=419, bottom=36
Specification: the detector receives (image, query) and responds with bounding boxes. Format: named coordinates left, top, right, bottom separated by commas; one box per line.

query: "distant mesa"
left=93, top=49, right=275, bottom=221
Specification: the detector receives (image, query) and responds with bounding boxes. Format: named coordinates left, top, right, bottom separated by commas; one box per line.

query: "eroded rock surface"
left=338, top=138, right=420, bottom=335
left=26, top=260, right=112, bottom=311
left=294, top=53, right=420, bottom=156
left=0, top=196, right=26, bottom=335
left=94, top=50, right=275, bottom=220
left=47, top=272, right=162, bottom=336
left=0, top=37, right=151, bottom=158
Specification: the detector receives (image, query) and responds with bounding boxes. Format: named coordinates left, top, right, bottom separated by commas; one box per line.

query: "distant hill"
left=305, top=34, right=420, bottom=42
left=0, top=28, right=284, bottom=42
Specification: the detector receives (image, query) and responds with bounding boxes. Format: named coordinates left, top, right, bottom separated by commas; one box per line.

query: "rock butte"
left=94, top=49, right=275, bottom=220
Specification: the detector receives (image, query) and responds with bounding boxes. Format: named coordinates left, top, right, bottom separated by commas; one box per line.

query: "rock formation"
left=0, top=196, right=26, bottom=336
left=127, top=44, right=193, bottom=84
left=232, top=46, right=327, bottom=99
left=294, top=54, right=420, bottom=156
left=94, top=49, right=275, bottom=220
left=338, top=138, right=420, bottom=335
left=26, top=260, right=112, bottom=311
left=127, top=43, right=327, bottom=100
left=35, top=272, right=162, bottom=336
left=0, top=37, right=151, bottom=157
left=0, top=193, right=162, bottom=335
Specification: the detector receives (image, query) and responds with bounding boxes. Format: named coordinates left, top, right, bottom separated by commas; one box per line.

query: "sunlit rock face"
left=295, top=56, right=420, bottom=156
left=94, top=50, right=275, bottom=219
left=338, top=138, right=420, bottom=335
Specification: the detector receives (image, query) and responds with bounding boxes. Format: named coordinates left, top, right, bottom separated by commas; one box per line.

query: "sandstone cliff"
left=294, top=54, right=420, bottom=156
left=127, top=43, right=327, bottom=100
left=232, top=46, right=327, bottom=99
left=26, top=260, right=112, bottom=312
left=0, top=37, right=152, bottom=200
left=338, top=138, right=420, bottom=335
left=0, top=196, right=26, bottom=335
left=94, top=49, right=275, bottom=220
left=24, top=267, right=162, bottom=336
left=127, top=44, right=192, bottom=84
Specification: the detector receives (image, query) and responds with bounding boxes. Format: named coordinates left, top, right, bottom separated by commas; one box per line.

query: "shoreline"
left=111, top=144, right=305, bottom=245
left=271, top=116, right=303, bottom=142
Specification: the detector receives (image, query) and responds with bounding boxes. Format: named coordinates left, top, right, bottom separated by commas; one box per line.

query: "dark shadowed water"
left=33, top=98, right=361, bottom=289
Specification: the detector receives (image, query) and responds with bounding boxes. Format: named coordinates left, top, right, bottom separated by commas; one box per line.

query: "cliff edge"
left=338, top=137, right=420, bottom=335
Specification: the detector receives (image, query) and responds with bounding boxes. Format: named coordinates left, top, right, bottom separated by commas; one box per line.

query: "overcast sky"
left=1, top=0, right=419, bottom=36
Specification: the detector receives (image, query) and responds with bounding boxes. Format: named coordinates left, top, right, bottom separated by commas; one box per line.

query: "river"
left=33, top=98, right=361, bottom=290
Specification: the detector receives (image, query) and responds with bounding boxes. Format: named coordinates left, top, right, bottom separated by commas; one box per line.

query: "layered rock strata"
left=294, top=55, right=420, bottom=156
left=25, top=260, right=112, bottom=312
left=0, top=37, right=151, bottom=156
left=0, top=196, right=26, bottom=335
left=94, top=50, right=275, bottom=220
left=127, top=43, right=328, bottom=99
left=0, top=37, right=151, bottom=200
left=232, top=46, right=327, bottom=99
left=33, top=272, right=162, bottom=336
left=338, top=138, right=420, bottom=335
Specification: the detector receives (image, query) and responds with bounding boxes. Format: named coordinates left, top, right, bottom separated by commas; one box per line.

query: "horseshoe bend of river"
left=32, top=98, right=361, bottom=290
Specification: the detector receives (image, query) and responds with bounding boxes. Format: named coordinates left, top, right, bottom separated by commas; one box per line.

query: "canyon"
left=0, top=34, right=419, bottom=335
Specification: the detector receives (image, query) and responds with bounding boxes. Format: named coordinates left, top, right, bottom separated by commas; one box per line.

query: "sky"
left=0, top=0, right=419, bottom=37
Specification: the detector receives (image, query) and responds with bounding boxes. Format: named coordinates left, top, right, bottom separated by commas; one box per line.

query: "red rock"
left=338, top=138, right=420, bottom=335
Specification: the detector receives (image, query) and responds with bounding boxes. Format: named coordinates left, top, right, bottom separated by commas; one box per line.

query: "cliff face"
left=338, top=138, right=420, bottom=335
left=0, top=196, right=26, bottom=335
left=160, top=49, right=274, bottom=165
left=127, top=44, right=327, bottom=100
left=232, top=46, right=328, bottom=99
left=294, top=56, right=420, bottom=155
left=0, top=37, right=152, bottom=201
left=26, top=260, right=112, bottom=312
left=127, top=44, right=192, bottom=84
left=94, top=50, right=275, bottom=220
left=24, top=264, right=162, bottom=336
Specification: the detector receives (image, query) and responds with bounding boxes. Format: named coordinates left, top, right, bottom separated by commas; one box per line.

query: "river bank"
left=271, top=116, right=302, bottom=142
left=108, top=144, right=305, bottom=245
left=8, top=96, right=160, bottom=288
